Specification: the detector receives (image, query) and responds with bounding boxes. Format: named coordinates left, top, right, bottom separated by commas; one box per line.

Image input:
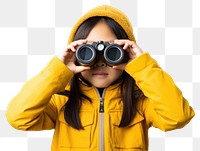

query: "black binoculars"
left=75, top=41, right=128, bottom=66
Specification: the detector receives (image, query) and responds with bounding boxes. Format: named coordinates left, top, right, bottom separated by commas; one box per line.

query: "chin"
left=93, top=84, right=109, bottom=88
left=96, top=86, right=107, bottom=88
left=95, top=85, right=107, bottom=88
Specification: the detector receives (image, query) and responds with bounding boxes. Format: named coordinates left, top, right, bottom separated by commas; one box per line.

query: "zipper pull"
left=99, top=98, right=104, bottom=113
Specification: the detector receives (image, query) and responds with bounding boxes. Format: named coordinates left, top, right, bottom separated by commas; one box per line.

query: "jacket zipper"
left=94, top=88, right=106, bottom=151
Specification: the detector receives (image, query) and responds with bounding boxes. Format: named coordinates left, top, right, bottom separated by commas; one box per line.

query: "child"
left=6, top=5, right=195, bottom=151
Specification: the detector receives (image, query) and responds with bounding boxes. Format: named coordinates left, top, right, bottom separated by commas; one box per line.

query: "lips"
left=92, top=72, right=108, bottom=77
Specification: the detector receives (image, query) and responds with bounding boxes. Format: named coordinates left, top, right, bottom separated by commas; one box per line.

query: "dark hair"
left=60, top=17, right=144, bottom=129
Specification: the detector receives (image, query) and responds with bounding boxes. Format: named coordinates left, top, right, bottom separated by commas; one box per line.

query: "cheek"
left=81, top=71, right=90, bottom=80
left=111, top=70, right=123, bottom=80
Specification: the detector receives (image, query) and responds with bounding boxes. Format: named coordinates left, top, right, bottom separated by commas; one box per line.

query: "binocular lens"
left=76, top=45, right=96, bottom=66
left=106, top=48, right=121, bottom=61
left=79, top=47, right=93, bottom=60
left=104, top=45, right=125, bottom=65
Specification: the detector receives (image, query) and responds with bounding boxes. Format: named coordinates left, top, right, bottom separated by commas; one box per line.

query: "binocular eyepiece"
left=76, top=41, right=128, bottom=66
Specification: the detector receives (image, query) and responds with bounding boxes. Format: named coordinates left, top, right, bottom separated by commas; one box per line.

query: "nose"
left=94, top=56, right=107, bottom=67
left=94, top=61, right=107, bottom=67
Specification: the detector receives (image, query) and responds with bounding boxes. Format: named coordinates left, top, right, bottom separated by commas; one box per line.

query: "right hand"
left=58, top=39, right=91, bottom=74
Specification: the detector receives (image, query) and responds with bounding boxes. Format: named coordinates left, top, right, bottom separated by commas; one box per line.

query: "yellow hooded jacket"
left=6, top=5, right=194, bottom=151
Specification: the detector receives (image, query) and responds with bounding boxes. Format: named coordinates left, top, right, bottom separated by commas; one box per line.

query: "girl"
left=6, top=5, right=195, bottom=151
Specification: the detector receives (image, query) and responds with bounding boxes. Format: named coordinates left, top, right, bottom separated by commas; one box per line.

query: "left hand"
left=112, top=39, right=143, bottom=70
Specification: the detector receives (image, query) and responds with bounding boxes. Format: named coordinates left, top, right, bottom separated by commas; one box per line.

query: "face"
left=81, top=20, right=123, bottom=88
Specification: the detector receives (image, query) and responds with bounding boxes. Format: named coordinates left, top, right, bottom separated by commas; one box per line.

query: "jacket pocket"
left=109, top=110, right=145, bottom=149
left=58, top=110, right=94, bottom=148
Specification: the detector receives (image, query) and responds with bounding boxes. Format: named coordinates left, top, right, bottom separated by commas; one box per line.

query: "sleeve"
left=125, top=52, right=195, bottom=131
left=6, top=56, right=74, bottom=131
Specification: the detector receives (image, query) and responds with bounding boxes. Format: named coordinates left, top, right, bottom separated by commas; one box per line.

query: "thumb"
left=74, top=66, right=91, bottom=74
left=112, top=63, right=127, bottom=70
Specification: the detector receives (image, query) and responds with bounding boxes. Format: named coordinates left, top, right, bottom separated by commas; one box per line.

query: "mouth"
left=92, top=72, right=108, bottom=77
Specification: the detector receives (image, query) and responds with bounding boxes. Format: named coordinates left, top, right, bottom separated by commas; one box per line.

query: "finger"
left=112, top=63, right=127, bottom=70
left=71, top=39, right=87, bottom=47
left=63, top=44, right=77, bottom=53
left=123, top=42, right=130, bottom=50
left=76, top=39, right=87, bottom=44
left=114, top=40, right=135, bottom=50
left=74, top=66, right=91, bottom=73
left=63, top=45, right=72, bottom=52
left=71, top=46, right=76, bottom=52
left=70, top=40, right=88, bottom=53
left=129, top=42, right=137, bottom=49
left=114, top=39, right=126, bottom=45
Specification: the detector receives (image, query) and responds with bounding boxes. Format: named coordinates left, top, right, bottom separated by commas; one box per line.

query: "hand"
left=58, top=39, right=90, bottom=74
left=112, top=39, right=143, bottom=70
